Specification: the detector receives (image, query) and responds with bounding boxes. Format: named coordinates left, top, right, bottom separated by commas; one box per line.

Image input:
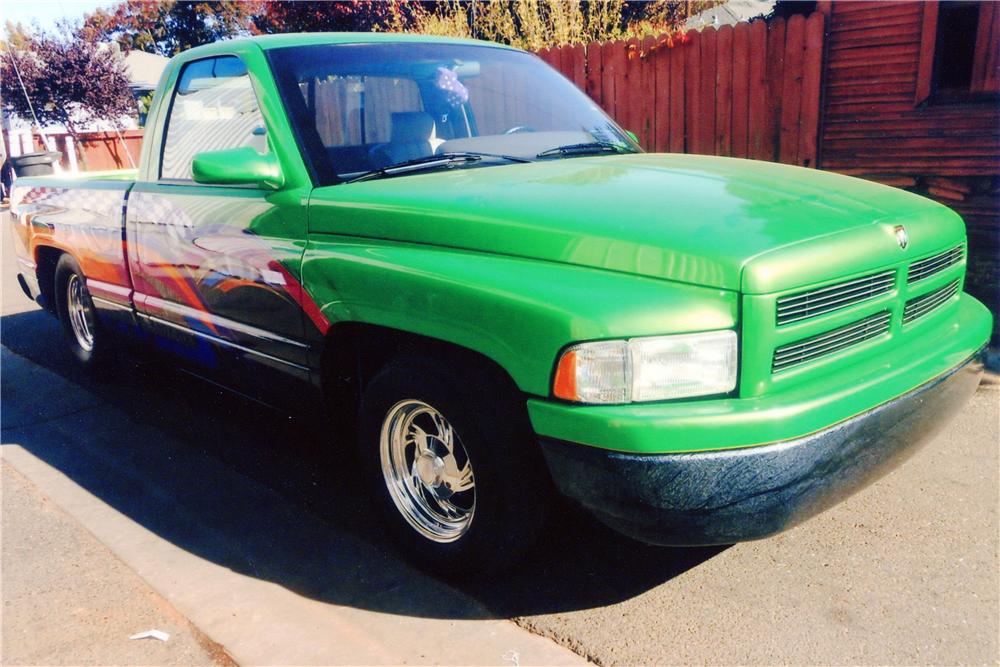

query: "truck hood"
left=308, top=153, right=964, bottom=293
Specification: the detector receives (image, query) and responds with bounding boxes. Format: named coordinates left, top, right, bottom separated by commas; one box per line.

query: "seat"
left=372, top=112, right=440, bottom=167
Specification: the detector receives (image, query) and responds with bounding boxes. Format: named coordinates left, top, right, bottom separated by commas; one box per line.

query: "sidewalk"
left=1, top=346, right=585, bottom=666
left=2, top=462, right=233, bottom=666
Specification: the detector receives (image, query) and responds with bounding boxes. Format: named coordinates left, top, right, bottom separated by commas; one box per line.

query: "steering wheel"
left=503, top=126, right=536, bottom=135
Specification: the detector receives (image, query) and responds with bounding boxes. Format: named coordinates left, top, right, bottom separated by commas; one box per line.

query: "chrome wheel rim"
left=66, top=274, right=95, bottom=352
left=380, top=399, right=475, bottom=543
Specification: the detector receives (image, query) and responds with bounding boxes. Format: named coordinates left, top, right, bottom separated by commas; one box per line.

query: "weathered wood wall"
left=537, top=13, right=826, bottom=168
left=817, top=0, right=999, bottom=335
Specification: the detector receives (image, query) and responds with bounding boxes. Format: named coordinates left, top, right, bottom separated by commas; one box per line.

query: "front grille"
left=907, top=245, right=964, bottom=284
left=776, top=270, right=895, bottom=325
left=772, top=311, right=891, bottom=372
left=903, top=280, right=960, bottom=324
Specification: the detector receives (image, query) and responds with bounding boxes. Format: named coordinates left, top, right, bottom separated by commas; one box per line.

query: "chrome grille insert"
left=903, top=280, right=960, bottom=324
left=776, top=270, right=895, bottom=325
left=907, top=245, right=964, bottom=284
left=772, top=311, right=891, bottom=372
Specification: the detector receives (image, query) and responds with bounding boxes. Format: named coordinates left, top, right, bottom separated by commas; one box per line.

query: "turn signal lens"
left=553, top=340, right=629, bottom=403
left=553, top=331, right=737, bottom=404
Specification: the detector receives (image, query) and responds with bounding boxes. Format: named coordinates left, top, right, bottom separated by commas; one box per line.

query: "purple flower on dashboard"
left=435, top=66, right=469, bottom=108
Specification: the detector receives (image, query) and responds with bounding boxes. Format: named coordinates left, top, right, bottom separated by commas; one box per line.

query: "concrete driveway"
left=3, top=212, right=998, bottom=665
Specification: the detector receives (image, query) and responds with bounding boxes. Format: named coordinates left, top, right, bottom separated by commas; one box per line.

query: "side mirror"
left=192, top=147, right=284, bottom=190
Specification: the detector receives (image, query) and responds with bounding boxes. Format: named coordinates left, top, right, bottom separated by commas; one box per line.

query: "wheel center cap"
left=415, top=452, right=445, bottom=487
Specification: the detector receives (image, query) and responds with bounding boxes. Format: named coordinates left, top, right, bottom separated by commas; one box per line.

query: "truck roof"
left=185, top=32, right=522, bottom=56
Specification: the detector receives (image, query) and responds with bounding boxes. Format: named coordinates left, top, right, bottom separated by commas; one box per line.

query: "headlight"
left=553, top=331, right=738, bottom=404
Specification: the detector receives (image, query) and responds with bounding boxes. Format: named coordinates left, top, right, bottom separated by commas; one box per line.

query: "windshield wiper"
left=536, top=141, right=634, bottom=159
left=346, top=151, right=529, bottom=184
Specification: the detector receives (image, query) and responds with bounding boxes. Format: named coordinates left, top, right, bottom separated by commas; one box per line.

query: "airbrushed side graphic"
left=12, top=185, right=131, bottom=294
left=128, top=189, right=326, bottom=369
left=11, top=184, right=329, bottom=372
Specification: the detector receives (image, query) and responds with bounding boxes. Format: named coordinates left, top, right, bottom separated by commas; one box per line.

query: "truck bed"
left=10, top=172, right=137, bottom=313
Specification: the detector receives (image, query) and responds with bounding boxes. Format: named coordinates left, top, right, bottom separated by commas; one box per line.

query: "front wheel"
left=358, top=356, right=551, bottom=574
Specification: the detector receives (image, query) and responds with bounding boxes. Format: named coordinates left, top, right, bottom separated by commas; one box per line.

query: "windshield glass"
left=267, top=42, right=640, bottom=185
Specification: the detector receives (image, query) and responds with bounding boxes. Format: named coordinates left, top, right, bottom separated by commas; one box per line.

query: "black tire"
left=358, top=355, right=551, bottom=574
left=54, top=254, right=112, bottom=373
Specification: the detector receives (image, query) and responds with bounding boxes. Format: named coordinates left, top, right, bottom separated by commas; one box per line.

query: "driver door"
left=127, top=54, right=317, bottom=389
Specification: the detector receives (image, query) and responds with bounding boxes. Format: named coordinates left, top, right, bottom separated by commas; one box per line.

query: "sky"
left=3, top=0, right=106, bottom=34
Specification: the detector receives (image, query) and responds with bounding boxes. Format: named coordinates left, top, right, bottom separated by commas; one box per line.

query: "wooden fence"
left=6, top=129, right=143, bottom=173
left=537, top=13, right=826, bottom=168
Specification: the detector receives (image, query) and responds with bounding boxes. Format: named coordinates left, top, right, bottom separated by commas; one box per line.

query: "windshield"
left=267, top=42, right=640, bottom=185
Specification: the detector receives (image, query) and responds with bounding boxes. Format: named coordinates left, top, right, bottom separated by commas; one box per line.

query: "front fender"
left=302, top=238, right=739, bottom=396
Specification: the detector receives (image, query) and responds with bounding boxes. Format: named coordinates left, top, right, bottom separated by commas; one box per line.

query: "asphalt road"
left=2, top=214, right=998, bottom=665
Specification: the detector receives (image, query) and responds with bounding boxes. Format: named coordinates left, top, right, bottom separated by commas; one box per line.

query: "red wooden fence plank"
left=798, top=13, right=825, bottom=168
left=538, top=47, right=557, bottom=69
left=698, top=27, right=717, bottom=155
left=654, top=45, right=672, bottom=153
left=543, top=46, right=555, bottom=71
left=747, top=20, right=768, bottom=160
left=779, top=14, right=806, bottom=165
left=620, top=38, right=643, bottom=142
left=715, top=25, right=734, bottom=156
left=603, top=41, right=626, bottom=120
left=731, top=23, right=751, bottom=158
left=684, top=30, right=702, bottom=155
left=568, top=44, right=587, bottom=91
left=551, top=47, right=565, bottom=73
left=586, top=42, right=603, bottom=106
left=640, top=35, right=658, bottom=149
left=669, top=38, right=686, bottom=152
left=765, top=18, right=787, bottom=162
left=616, top=40, right=633, bottom=135
left=561, top=44, right=575, bottom=80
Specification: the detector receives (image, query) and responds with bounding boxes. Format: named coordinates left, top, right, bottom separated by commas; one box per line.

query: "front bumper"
left=539, top=349, right=985, bottom=546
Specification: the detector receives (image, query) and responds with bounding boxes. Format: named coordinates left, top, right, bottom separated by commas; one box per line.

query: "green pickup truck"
left=10, top=33, right=991, bottom=573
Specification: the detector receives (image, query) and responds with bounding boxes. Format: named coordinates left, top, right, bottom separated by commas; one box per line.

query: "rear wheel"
left=358, top=356, right=550, bottom=574
left=54, top=254, right=112, bottom=372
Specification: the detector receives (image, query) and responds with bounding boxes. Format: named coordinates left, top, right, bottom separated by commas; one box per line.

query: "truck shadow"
left=1, top=308, right=725, bottom=620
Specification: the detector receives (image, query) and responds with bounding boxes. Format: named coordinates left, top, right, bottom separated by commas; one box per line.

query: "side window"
left=160, top=56, right=267, bottom=180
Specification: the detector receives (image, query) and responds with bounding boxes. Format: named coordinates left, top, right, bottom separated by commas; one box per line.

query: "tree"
left=0, top=30, right=136, bottom=165
left=250, top=1, right=717, bottom=50
left=395, top=1, right=716, bottom=50
left=79, top=1, right=262, bottom=57
left=74, top=1, right=716, bottom=57
left=252, top=1, right=400, bottom=34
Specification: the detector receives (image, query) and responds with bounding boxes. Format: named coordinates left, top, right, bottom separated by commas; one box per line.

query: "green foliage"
left=388, top=1, right=720, bottom=50
left=79, top=1, right=262, bottom=57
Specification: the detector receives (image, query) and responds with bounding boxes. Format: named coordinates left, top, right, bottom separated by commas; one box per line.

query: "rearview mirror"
left=192, top=147, right=284, bottom=190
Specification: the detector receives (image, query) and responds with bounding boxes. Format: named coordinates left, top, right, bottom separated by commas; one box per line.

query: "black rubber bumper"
left=539, top=350, right=986, bottom=546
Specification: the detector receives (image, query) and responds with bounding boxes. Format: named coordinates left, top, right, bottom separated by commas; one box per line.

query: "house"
left=815, top=0, right=999, bottom=339
left=684, top=0, right=776, bottom=30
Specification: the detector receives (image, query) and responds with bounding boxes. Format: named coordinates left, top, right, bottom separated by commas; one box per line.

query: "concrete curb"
left=1, top=346, right=588, bottom=666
